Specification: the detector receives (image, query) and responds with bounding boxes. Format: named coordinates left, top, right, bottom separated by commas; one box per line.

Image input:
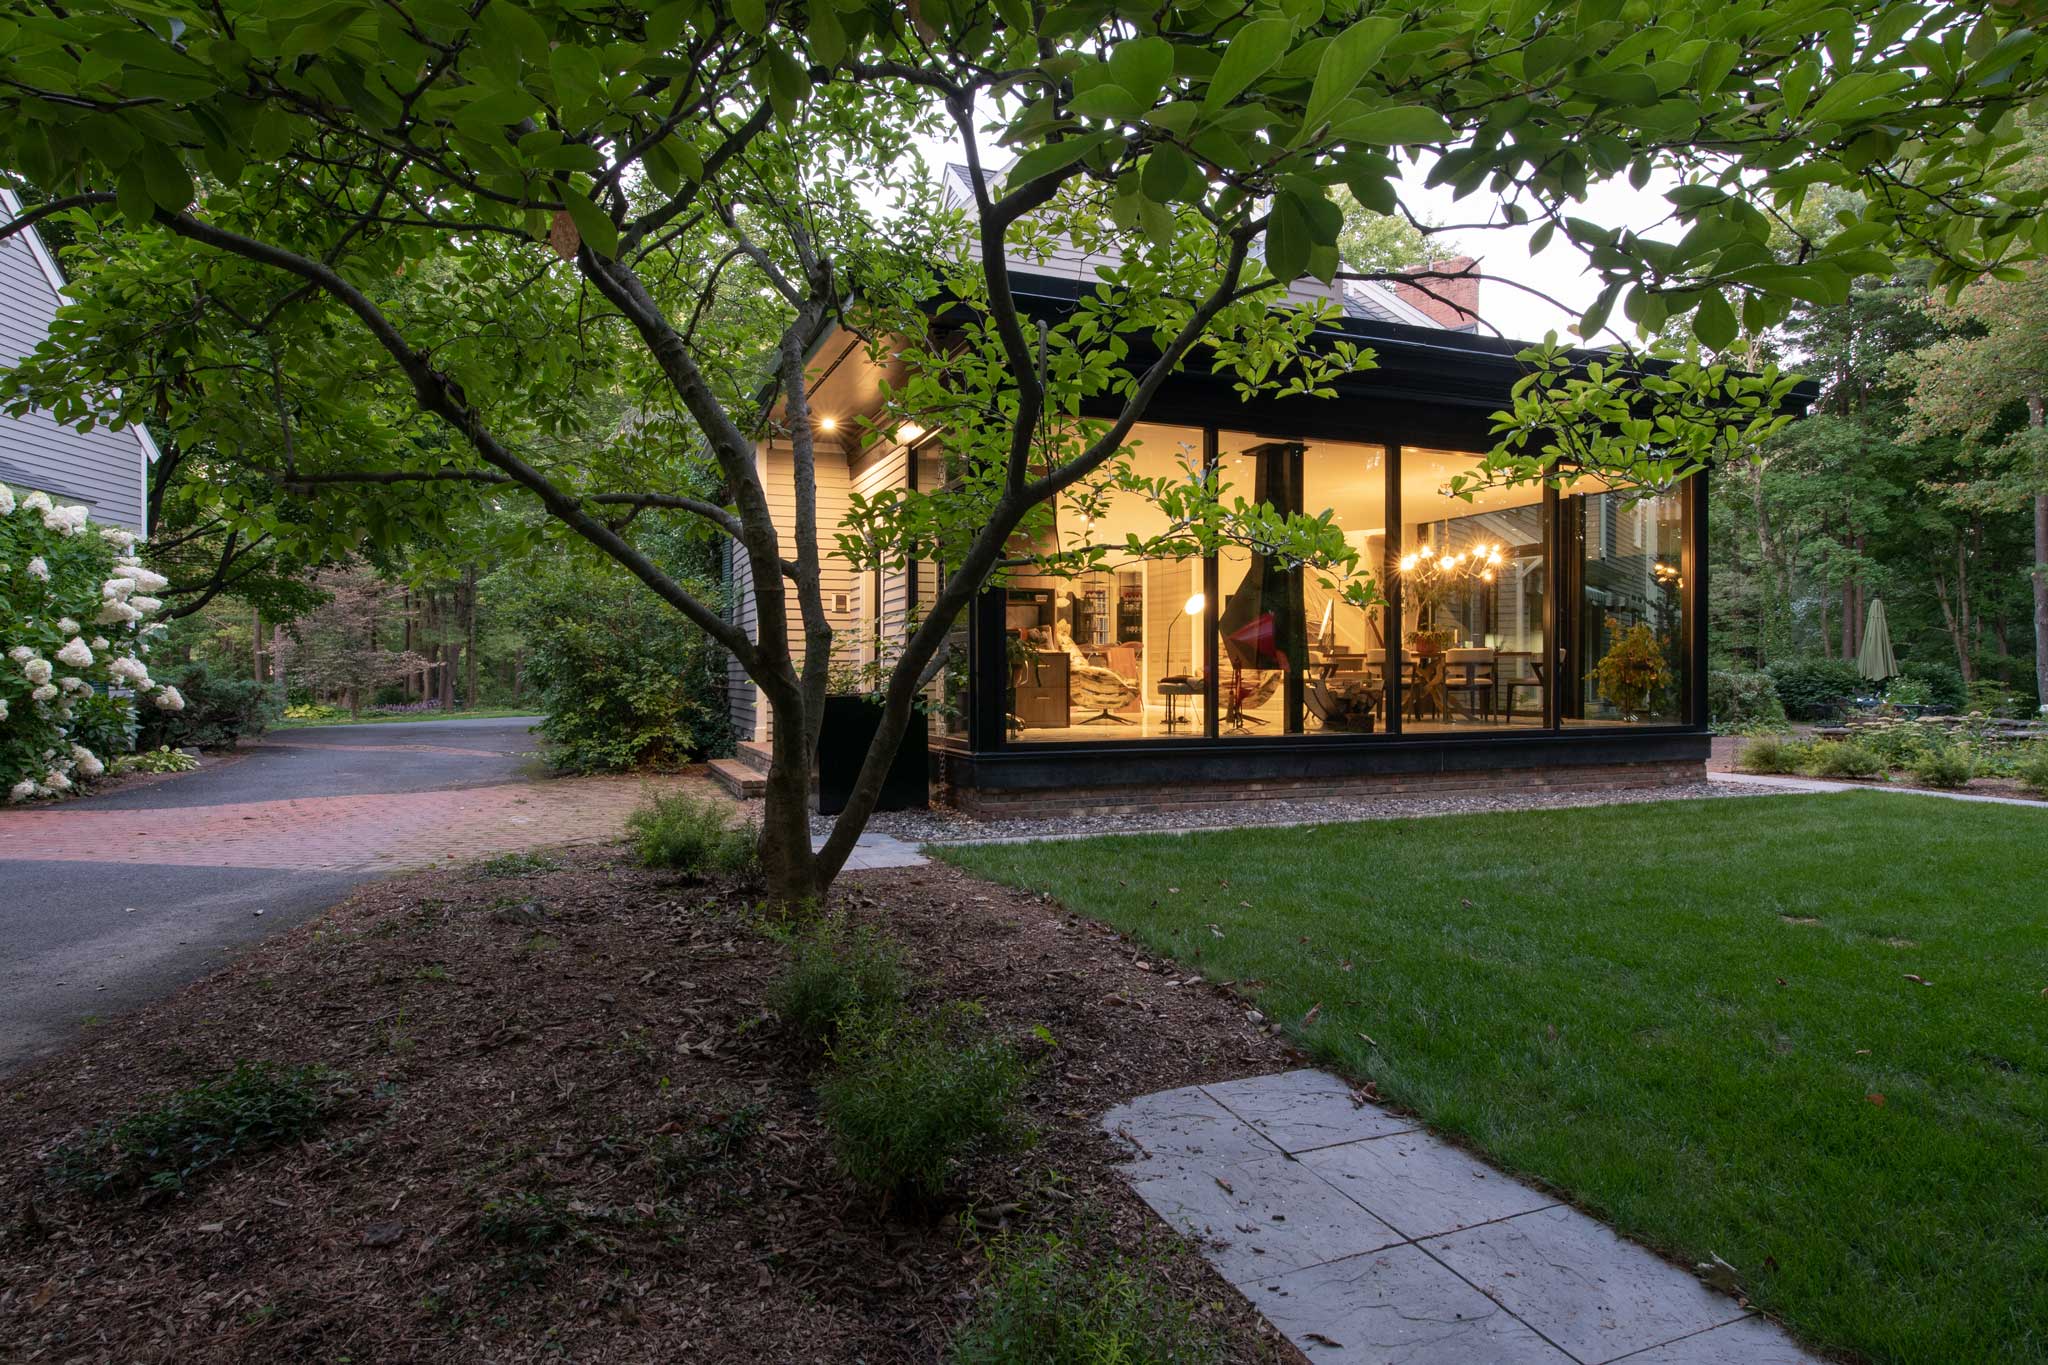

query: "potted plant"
left=815, top=644, right=929, bottom=816
left=1404, top=626, right=1458, bottom=657
left=1593, top=617, right=1673, bottom=721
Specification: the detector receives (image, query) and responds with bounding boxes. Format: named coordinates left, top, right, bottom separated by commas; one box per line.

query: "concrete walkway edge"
left=1708, top=769, right=2048, bottom=809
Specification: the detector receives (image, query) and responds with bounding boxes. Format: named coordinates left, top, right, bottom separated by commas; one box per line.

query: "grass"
left=273, top=705, right=537, bottom=729
left=939, top=793, right=2048, bottom=1365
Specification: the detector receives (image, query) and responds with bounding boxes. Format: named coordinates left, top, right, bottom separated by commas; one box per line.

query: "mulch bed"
left=0, top=849, right=1308, bottom=1363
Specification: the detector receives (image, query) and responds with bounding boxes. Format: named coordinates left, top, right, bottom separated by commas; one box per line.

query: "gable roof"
left=0, top=188, right=160, bottom=534
left=940, top=161, right=1450, bottom=331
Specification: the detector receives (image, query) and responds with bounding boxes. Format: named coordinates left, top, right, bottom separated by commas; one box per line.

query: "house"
left=716, top=174, right=1807, bottom=815
left=0, top=189, right=158, bottom=532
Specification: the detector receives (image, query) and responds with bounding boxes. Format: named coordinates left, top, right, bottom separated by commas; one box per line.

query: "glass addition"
left=1002, top=424, right=1208, bottom=741
left=1395, top=448, right=1547, bottom=732
left=1567, top=482, right=1687, bottom=726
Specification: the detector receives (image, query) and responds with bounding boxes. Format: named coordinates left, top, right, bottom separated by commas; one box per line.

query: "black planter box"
left=816, top=694, right=928, bottom=815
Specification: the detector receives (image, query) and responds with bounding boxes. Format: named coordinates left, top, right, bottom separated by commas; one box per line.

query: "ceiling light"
left=897, top=422, right=925, bottom=443
left=818, top=416, right=838, bottom=432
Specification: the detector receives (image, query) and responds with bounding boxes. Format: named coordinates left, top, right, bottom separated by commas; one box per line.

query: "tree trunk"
left=756, top=697, right=823, bottom=904
left=464, top=564, right=479, bottom=709
left=1840, top=581, right=1855, bottom=660
left=2029, top=393, right=2047, bottom=715
left=252, top=606, right=263, bottom=681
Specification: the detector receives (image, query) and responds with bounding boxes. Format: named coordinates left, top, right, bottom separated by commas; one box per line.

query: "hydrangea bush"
left=0, top=485, right=182, bottom=800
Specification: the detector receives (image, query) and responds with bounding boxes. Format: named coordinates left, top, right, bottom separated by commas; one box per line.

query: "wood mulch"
left=0, top=849, right=1308, bottom=1363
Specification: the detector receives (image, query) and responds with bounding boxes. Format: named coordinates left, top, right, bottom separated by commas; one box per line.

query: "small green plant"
left=470, top=849, right=558, bottom=879
left=1804, top=740, right=1886, bottom=780
left=1708, top=668, right=1785, bottom=729
left=114, top=745, right=200, bottom=775
left=2014, top=745, right=2048, bottom=798
left=1736, top=735, right=1813, bottom=775
left=1910, top=745, right=1975, bottom=789
left=49, top=1061, right=339, bottom=1199
left=1854, top=719, right=1939, bottom=769
left=627, top=790, right=756, bottom=875
left=950, top=1230, right=1228, bottom=1365
left=478, top=1190, right=575, bottom=1248
left=1593, top=618, right=1673, bottom=718
left=771, top=915, right=910, bottom=1049
left=651, top=1103, right=762, bottom=1194
left=282, top=701, right=344, bottom=721
left=1882, top=677, right=1934, bottom=708
left=1767, top=658, right=1863, bottom=720
left=820, top=1002, right=1029, bottom=1204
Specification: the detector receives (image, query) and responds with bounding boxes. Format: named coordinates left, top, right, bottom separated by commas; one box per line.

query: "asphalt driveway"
left=0, top=717, right=690, bottom=1075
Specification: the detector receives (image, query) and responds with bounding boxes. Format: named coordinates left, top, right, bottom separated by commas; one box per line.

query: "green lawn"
left=273, top=706, right=538, bottom=729
left=939, top=792, right=2048, bottom=1365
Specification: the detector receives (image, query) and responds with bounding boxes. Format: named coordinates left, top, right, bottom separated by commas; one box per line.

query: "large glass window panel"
left=1397, top=448, right=1547, bottom=732
left=1568, top=481, right=1687, bottom=726
left=1002, top=424, right=1208, bottom=741
left=1214, top=435, right=1388, bottom=735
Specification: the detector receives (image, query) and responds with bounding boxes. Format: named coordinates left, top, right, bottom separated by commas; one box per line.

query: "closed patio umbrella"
left=1856, top=598, right=1898, bottom=681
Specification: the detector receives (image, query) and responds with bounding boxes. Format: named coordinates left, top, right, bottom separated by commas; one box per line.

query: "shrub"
left=1766, top=658, right=1863, bottom=721
left=1, top=490, right=172, bottom=799
left=820, top=1002, right=1029, bottom=1203
left=1735, top=735, right=1813, bottom=775
left=1854, top=718, right=1939, bottom=769
left=136, top=661, right=280, bottom=750
left=67, top=690, right=138, bottom=761
left=772, top=916, right=909, bottom=1049
left=1965, top=678, right=2023, bottom=719
left=1881, top=677, right=1932, bottom=708
left=283, top=701, right=343, bottom=722
left=950, top=1230, right=1228, bottom=1365
left=1910, top=745, right=1975, bottom=789
left=2015, top=745, right=2048, bottom=798
left=1804, top=740, right=1886, bottom=780
left=1898, top=660, right=1967, bottom=713
left=1709, top=669, right=1785, bottom=729
left=506, top=548, right=732, bottom=773
left=627, top=790, right=756, bottom=874
left=49, top=1061, right=338, bottom=1199
left=116, top=745, right=199, bottom=775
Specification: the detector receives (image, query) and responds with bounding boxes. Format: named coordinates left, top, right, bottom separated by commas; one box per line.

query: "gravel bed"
left=813, top=778, right=1770, bottom=845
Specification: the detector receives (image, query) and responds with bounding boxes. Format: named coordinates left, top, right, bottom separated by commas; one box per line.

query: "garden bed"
left=0, top=848, right=1303, bottom=1363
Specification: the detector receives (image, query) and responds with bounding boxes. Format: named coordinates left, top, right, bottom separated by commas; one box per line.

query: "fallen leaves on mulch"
left=0, top=849, right=1306, bottom=1364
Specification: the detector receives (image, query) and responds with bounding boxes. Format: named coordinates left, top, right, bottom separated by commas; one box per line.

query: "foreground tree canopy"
left=2, top=0, right=2045, bottom=898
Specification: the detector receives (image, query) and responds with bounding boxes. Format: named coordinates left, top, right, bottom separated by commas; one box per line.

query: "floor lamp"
left=1162, top=591, right=1204, bottom=731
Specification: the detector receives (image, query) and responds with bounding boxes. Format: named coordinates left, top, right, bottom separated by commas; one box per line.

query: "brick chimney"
left=1392, top=256, right=1481, bottom=329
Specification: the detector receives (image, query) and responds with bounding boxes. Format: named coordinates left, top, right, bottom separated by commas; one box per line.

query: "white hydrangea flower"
left=109, top=656, right=150, bottom=685
left=100, top=527, right=135, bottom=550
left=0, top=697, right=8, bottom=720
left=27, top=556, right=49, bottom=581
left=43, top=770, right=71, bottom=792
left=0, top=484, right=14, bottom=515
left=102, top=576, right=136, bottom=600
left=23, top=657, right=52, bottom=684
left=90, top=636, right=108, bottom=651
left=31, top=683, right=58, bottom=702
left=7, top=646, right=30, bottom=663
left=7, top=779, right=35, bottom=802
left=129, top=595, right=163, bottom=615
left=22, top=490, right=51, bottom=513
left=71, top=745, right=104, bottom=778
left=97, top=600, right=143, bottom=625
left=56, top=638, right=94, bottom=668
left=153, top=684, right=185, bottom=711
left=128, top=566, right=170, bottom=592
left=42, top=503, right=90, bottom=535
left=58, top=675, right=87, bottom=693
left=56, top=617, right=79, bottom=635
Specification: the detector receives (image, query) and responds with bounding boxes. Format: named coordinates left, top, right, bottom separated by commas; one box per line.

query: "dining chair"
left=1444, top=647, right=1498, bottom=723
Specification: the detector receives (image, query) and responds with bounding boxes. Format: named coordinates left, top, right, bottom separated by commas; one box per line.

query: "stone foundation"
left=942, top=759, right=1705, bottom=819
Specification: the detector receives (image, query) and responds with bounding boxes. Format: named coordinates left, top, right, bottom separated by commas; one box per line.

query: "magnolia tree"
left=2, top=1, right=2045, bottom=900
left=0, top=488, right=183, bottom=799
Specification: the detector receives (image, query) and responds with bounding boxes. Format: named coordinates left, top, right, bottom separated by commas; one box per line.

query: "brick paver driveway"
left=0, top=717, right=700, bottom=1074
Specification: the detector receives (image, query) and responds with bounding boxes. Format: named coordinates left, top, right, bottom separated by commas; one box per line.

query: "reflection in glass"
left=1571, top=484, right=1686, bottom=725
left=1398, top=448, right=1547, bottom=731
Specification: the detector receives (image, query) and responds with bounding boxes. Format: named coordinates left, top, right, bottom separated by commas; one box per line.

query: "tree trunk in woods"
left=464, top=565, right=478, bottom=709
left=252, top=606, right=262, bottom=681
left=2029, top=393, right=2047, bottom=715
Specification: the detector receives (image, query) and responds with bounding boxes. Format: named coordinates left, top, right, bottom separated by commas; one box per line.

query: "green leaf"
left=730, top=0, right=767, bottom=36
left=1266, top=188, right=1315, bottom=281
left=1302, top=17, right=1398, bottom=137
left=1069, top=85, right=1147, bottom=120
left=141, top=153, right=195, bottom=212
left=1336, top=104, right=1451, bottom=147
left=479, top=1, right=550, bottom=66
left=1108, top=35, right=1174, bottom=107
left=1202, top=18, right=1292, bottom=111
left=1003, top=133, right=1110, bottom=192
left=561, top=187, right=618, bottom=258
left=809, top=4, right=846, bottom=66
left=1141, top=144, right=1198, bottom=202
left=115, top=163, right=155, bottom=227
left=1693, top=290, right=1737, bottom=350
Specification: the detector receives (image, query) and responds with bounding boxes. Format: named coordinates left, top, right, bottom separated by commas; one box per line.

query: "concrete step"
left=734, top=740, right=773, bottom=776
left=707, top=757, right=766, bottom=799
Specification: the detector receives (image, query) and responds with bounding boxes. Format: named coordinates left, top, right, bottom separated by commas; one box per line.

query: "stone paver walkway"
left=1104, top=1070, right=1820, bottom=1364
left=815, top=829, right=928, bottom=870
left=1709, top=769, right=2048, bottom=809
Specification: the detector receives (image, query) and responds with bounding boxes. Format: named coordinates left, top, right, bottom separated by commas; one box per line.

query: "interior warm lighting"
left=897, top=422, right=925, bottom=443
left=1184, top=592, right=1206, bottom=615
left=817, top=416, right=838, bottom=432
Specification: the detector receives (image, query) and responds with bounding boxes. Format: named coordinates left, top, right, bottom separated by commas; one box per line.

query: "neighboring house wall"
left=0, top=191, right=156, bottom=532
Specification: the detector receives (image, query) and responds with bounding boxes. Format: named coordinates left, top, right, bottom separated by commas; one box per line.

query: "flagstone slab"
left=1607, top=1314, right=1824, bottom=1364
left=1203, top=1068, right=1418, bottom=1153
left=1127, top=1150, right=1402, bottom=1285
left=1423, top=1206, right=1751, bottom=1365
left=1302, top=1128, right=1558, bottom=1239
left=1245, top=1244, right=1576, bottom=1364
left=1100, top=1084, right=1277, bottom=1181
